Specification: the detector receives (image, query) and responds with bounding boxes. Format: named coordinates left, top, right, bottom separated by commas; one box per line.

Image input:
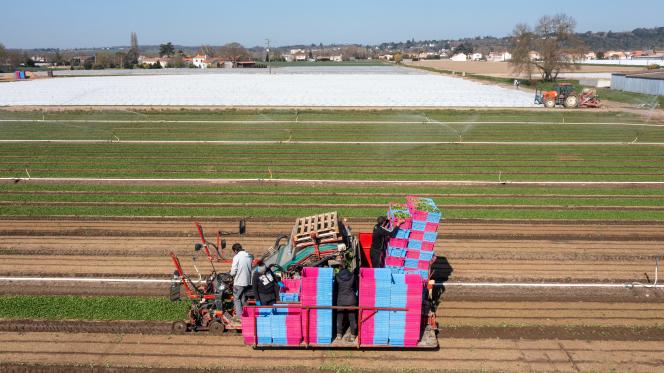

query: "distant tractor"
left=535, top=83, right=601, bottom=109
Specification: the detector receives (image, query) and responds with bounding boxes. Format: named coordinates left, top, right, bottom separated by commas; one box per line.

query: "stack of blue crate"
left=315, top=268, right=334, bottom=344
left=256, top=308, right=273, bottom=345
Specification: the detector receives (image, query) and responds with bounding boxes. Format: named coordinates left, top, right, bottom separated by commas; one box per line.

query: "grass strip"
left=0, top=295, right=188, bottom=321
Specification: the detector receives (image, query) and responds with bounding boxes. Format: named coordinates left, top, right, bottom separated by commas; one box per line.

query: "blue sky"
left=2, top=0, right=663, bottom=49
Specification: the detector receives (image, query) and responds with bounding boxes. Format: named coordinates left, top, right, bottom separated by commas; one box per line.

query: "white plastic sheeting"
left=0, top=73, right=535, bottom=107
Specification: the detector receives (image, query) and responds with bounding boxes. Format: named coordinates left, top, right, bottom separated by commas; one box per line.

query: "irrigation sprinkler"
left=625, top=256, right=660, bottom=289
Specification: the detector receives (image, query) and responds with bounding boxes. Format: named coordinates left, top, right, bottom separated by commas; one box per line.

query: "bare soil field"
left=406, top=60, right=644, bottom=77
left=1, top=332, right=663, bottom=372
left=1, top=109, right=663, bottom=372
left=0, top=218, right=661, bottom=284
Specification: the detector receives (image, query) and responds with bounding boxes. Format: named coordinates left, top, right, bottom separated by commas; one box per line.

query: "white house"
left=294, top=53, right=308, bottom=62
left=139, top=56, right=168, bottom=68
left=487, top=51, right=512, bottom=62
left=470, top=53, right=483, bottom=61
left=450, top=53, right=468, bottom=62
left=330, top=54, right=343, bottom=62
left=192, top=54, right=209, bottom=68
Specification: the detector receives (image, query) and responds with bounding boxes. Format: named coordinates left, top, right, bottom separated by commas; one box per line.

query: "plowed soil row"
left=5, top=167, right=664, bottom=177
left=5, top=201, right=664, bottom=211
left=1, top=319, right=663, bottom=341
left=6, top=190, right=664, bottom=199
left=1, top=219, right=662, bottom=284
left=1, top=332, right=663, bottom=372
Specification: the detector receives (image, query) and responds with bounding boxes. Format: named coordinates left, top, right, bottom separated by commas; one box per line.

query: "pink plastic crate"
left=385, top=256, right=405, bottom=267
left=410, top=209, right=428, bottom=221
left=388, top=237, right=408, bottom=248
left=406, top=249, right=420, bottom=259
left=418, top=260, right=431, bottom=270
left=421, top=242, right=435, bottom=251
left=281, top=279, right=301, bottom=294
left=241, top=307, right=257, bottom=345
left=409, top=230, right=424, bottom=241
left=285, top=314, right=303, bottom=345
left=425, top=222, right=439, bottom=232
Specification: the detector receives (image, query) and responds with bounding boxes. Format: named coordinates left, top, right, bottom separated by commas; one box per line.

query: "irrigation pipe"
left=2, top=139, right=664, bottom=146
left=1, top=277, right=663, bottom=289
left=3, top=177, right=664, bottom=187
left=1, top=119, right=663, bottom=128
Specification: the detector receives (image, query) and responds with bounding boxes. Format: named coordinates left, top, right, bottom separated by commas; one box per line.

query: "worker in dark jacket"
left=251, top=263, right=281, bottom=306
left=370, top=216, right=403, bottom=268
left=335, top=267, right=358, bottom=342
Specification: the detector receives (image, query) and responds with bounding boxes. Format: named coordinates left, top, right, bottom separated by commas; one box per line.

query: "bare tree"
left=510, top=14, right=584, bottom=81
left=217, top=43, right=250, bottom=62
left=0, top=43, right=6, bottom=71
left=199, top=44, right=216, bottom=57
left=125, top=32, right=139, bottom=67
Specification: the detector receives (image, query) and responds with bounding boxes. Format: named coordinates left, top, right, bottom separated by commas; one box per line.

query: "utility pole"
left=265, top=38, right=271, bottom=75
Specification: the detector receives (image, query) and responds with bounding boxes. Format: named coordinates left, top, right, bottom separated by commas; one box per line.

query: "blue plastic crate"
left=315, top=309, right=333, bottom=344
left=388, top=267, right=404, bottom=275
left=395, top=228, right=410, bottom=239
left=411, top=220, right=426, bottom=231
left=423, top=231, right=438, bottom=243
left=426, top=211, right=442, bottom=223
left=407, top=239, right=422, bottom=250
left=419, top=250, right=434, bottom=261
left=257, top=315, right=272, bottom=344
left=404, top=258, right=419, bottom=269
left=388, top=246, right=407, bottom=258
left=279, top=293, right=300, bottom=302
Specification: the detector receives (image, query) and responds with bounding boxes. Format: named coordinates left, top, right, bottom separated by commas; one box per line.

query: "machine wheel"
left=208, top=321, right=225, bottom=335
left=544, top=99, right=556, bottom=108
left=172, top=320, right=188, bottom=334
left=564, top=95, right=579, bottom=108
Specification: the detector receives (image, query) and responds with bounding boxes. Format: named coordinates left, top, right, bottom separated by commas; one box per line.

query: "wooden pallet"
left=292, top=211, right=342, bottom=249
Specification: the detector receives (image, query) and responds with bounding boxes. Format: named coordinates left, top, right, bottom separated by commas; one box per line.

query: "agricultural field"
left=0, top=68, right=536, bottom=107
left=1, top=108, right=663, bottom=372
left=406, top=60, right=645, bottom=77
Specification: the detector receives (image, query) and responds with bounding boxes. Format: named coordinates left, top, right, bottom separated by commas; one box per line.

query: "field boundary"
left=4, top=177, right=664, bottom=187
left=2, top=139, right=664, bottom=146
left=2, top=276, right=662, bottom=289
left=1, top=118, right=663, bottom=127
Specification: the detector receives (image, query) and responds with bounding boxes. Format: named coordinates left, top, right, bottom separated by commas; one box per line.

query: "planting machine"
left=535, top=83, right=601, bottom=109
left=169, top=211, right=439, bottom=348
left=170, top=212, right=360, bottom=333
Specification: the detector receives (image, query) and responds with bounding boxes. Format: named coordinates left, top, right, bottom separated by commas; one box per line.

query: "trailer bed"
left=253, top=327, right=438, bottom=350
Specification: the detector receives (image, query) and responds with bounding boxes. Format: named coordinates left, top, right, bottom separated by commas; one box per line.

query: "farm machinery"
left=535, top=83, right=601, bottom=109
left=169, top=212, right=360, bottom=334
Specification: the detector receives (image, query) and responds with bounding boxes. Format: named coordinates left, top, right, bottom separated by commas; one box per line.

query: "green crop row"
left=3, top=184, right=664, bottom=220
left=0, top=108, right=645, bottom=123
left=1, top=143, right=663, bottom=181
left=1, top=120, right=662, bottom=142
left=2, top=190, right=664, bottom=207
left=5, top=182, right=664, bottom=196
left=0, top=295, right=189, bottom=321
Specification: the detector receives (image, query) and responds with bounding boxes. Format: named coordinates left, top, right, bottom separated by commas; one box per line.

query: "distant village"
left=20, top=45, right=664, bottom=71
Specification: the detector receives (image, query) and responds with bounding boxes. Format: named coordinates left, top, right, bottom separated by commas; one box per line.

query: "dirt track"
left=1, top=332, right=663, bottom=372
